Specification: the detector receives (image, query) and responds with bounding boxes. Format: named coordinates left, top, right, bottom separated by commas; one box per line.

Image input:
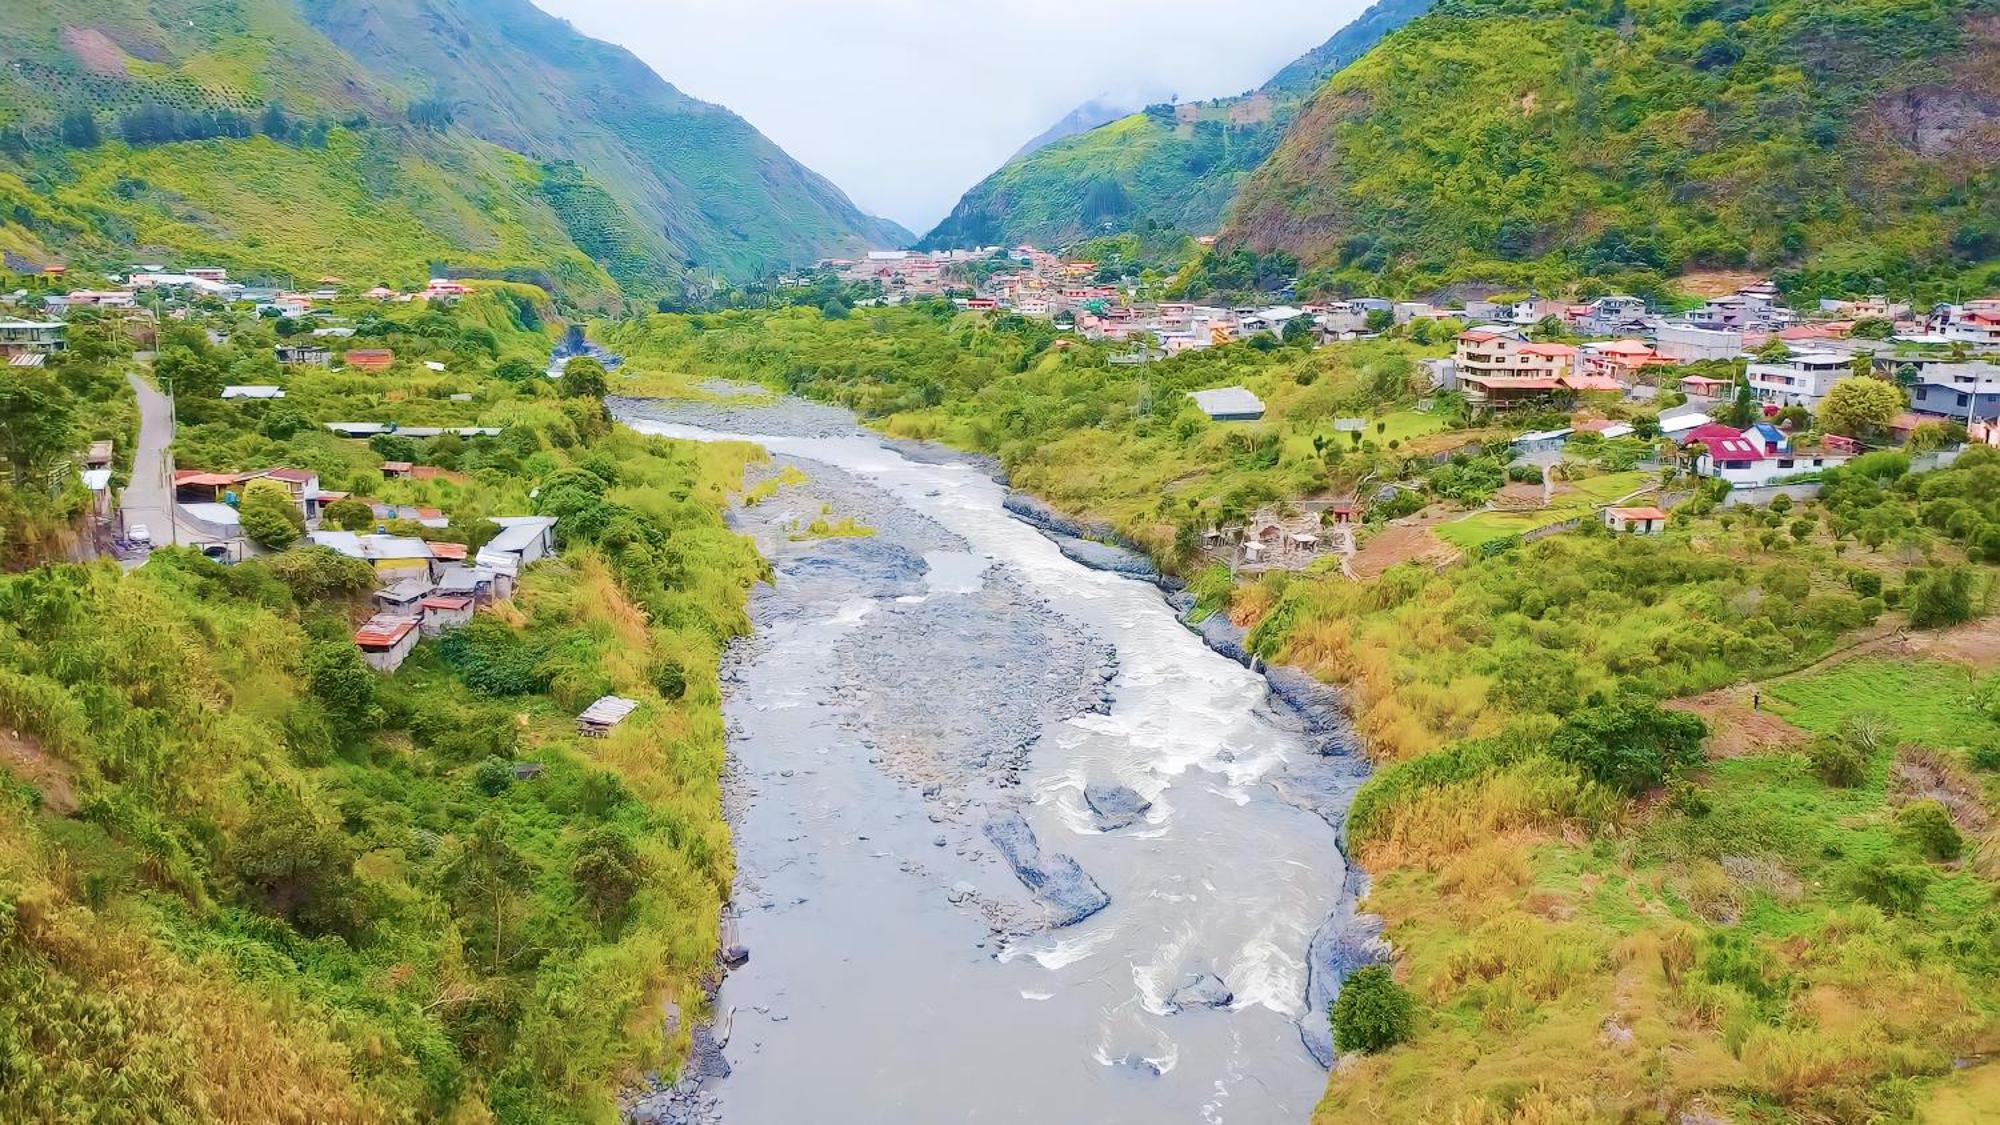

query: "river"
left=618, top=394, right=1380, bottom=1124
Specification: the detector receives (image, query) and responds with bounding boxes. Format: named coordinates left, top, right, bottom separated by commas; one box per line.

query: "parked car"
left=128, top=524, right=151, bottom=547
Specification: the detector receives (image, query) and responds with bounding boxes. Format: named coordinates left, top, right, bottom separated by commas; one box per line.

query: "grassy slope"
left=0, top=302, right=768, bottom=1121
left=918, top=0, right=1431, bottom=249
left=1224, top=0, right=2000, bottom=299
left=598, top=305, right=2000, bottom=1120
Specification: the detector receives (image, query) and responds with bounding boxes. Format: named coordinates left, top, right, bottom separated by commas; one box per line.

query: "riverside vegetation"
left=0, top=286, right=768, bottom=1121
left=600, top=300, right=2000, bottom=1121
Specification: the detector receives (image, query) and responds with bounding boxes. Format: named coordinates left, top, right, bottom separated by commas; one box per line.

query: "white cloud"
left=532, top=0, right=1371, bottom=235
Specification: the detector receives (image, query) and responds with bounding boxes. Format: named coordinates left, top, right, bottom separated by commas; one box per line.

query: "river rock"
left=1082, top=782, right=1151, bottom=831
left=1299, top=889, right=1392, bottom=1068
left=1190, top=609, right=1253, bottom=667
left=776, top=536, right=928, bottom=599
left=1168, top=972, right=1234, bottom=1011
left=983, top=810, right=1109, bottom=927
left=1002, top=492, right=1101, bottom=539
left=1054, top=535, right=1159, bottom=580
left=1264, top=666, right=1361, bottom=755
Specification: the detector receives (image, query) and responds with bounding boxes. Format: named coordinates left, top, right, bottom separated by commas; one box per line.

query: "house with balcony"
left=1455, top=328, right=1600, bottom=408
left=1744, top=351, right=1851, bottom=408
left=0, top=317, right=65, bottom=358
left=1907, top=362, right=2000, bottom=423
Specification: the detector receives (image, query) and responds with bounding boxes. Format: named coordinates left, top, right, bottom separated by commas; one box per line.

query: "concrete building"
left=486, top=516, right=558, bottom=565
left=0, top=317, right=65, bottom=357
left=1744, top=351, right=1851, bottom=407
left=1654, top=323, right=1744, bottom=362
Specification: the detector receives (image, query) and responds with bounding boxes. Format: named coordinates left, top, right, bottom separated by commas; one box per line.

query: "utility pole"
left=162, top=369, right=178, bottom=548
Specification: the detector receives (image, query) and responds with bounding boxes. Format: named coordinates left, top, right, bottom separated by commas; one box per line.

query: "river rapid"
left=617, top=394, right=1383, bottom=1124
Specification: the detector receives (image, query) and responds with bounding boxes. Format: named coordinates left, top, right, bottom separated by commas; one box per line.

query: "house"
left=1680, top=423, right=1850, bottom=487
left=1578, top=295, right=1651, bottom=336
left=1907, top=363, right=2000, bottom=423
left=1187, top=387, right=1266, bottom=422
left=1745, top=351, right=1851, bottom=407
left=354, top=615, right=420, bottom=673
left=1454, top=328, right=1589, bottom=406
left=1654, top=323, right=1743, bottom=362
left=1680, top=374, right=1734, bottom=398
left=486, top=516, right=558, bottom=564
left=308, top=531, right=436, bottom=578
left=1603, top=506, right=1669, bottom=534
left=576, top=695, right=640, bottom=738
left=419, top=594, right=475, bottom=636
left=275, top=344, right=330, bottom=366
left=423, top=360, right=447, bottom=372
left=373, top=577, right=434, bottom=615
left=369, top=501, right=449, bottom=529
left=379, top=460, right=415, bottom=478
left=344, top=348, right=394, bottom=371
left=1582, top=340, right=1675, bottom=383
left=0, top=317, right=65, bottom=357
left=221, top=385, right=285, bottom=399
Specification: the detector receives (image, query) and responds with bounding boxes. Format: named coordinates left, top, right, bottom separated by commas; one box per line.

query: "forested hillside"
left=0, top=296, right=768, bottom=1121
left=0, top=0, right=905, bottom=305
left=918, top=0, right=1431, bottom=250
left=1221, top=0, right=2000, bottom=300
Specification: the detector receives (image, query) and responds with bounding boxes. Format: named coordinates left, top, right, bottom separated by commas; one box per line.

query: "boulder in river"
left=1167, top=971, right=1234, bottom=1012
left=983, top=810, right=1109, bottom=927
left=1082, top=782, right=1151, bottom=831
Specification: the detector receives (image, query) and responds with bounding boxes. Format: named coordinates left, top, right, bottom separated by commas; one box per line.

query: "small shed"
left=419, top=593, right=475, bottom=635
left=577, top=695, right=640, bottom=738
left=85, top=440, right=113, bottom=469
left=373, top=577, right=434, bottom=615
left=1187, top=386, right=1266, bottom=422
left=354, top=616, right=419, bottom=672
left=1603, top=506, right=1669, bottom=535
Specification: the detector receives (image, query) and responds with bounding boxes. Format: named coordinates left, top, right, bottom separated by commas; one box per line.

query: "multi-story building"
left=1744, top=351, right=1852, bottom=407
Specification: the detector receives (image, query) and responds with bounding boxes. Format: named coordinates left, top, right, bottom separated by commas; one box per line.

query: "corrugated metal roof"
left=420, top=595, right=474, bottom=611
left=354, top=617, right=416, bottom=647
left=577, top=695, right=639, bottom=727
left=1187, top=387, right=1266, bottom=419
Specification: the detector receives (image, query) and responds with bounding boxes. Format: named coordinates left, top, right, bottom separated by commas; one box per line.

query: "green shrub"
left=224, top=793, right=366, bottom=938
left=239, top=487, right=303, bottom=549
left=1907, top=566, right=1977, bottom=628
left=264, top=547, right=376, bottom=602
left=472, top=756, right=514, bottom=796
left=652, top=660, right=687, bottom=701
left=436, top=618, right=550, bottom=696
left=1971, top=741, right=2000, bottom=772
left=1851, top=862, right=1933, bottom=914
left=1549, top=696, right=1707, bottom=796
left=1331, top=964, right=1416, bottom=1054
left=1895, top=800, right=1964, bottom=861
left=1808, top=735, right=1868, bottom=788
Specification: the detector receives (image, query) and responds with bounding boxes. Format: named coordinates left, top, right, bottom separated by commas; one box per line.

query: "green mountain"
left=0, top=0, right=907, bottom=307
left=917, top=0, right=1432, bottom=250
left=1221, top=0, right=2000, bottom=299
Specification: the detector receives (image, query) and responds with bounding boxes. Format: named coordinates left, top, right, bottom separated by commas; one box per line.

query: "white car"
left=129, top=524, right=152, bottom=547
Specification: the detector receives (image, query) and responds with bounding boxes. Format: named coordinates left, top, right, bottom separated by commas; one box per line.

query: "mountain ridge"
left=918, top=0, right=1432, bottom=250
left=1218, top=0, right=2000, bottom=299
left=0, top=0, right=907, bottom=303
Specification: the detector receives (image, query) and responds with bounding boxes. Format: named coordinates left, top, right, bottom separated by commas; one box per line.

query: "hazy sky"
left=533, top=0, right=1370, bottom=235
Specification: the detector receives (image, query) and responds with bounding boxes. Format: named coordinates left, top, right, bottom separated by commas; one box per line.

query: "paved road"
left=121, top=371, right=188, bottom=553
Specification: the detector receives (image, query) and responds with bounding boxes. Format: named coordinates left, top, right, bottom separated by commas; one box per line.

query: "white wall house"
left=1744, top=352, right=1850, bottom=407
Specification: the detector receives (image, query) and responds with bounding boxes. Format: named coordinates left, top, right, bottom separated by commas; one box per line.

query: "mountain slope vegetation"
left=1221, top=0, right=2000, bottom=299
left=919, top=0, right=1431, bottom=250
left=0, top=0, right=903, bottom=303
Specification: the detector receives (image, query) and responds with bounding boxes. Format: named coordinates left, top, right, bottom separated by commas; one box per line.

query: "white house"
left=221, top=385, right=286, bottom=399
left=1603, top=506, right=1669, bottom=534
left=1744, top=351, right=1850, bottom=407
left=1680, top=423, right=1850, bottom=487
